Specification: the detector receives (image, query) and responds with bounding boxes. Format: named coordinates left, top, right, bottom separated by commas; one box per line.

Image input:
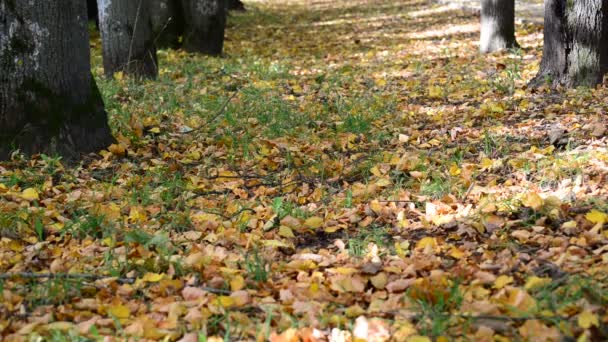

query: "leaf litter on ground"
left=1, top=0, right=607, bottom=340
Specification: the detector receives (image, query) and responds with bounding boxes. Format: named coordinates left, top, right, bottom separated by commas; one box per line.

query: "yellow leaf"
left=370, top=272, right=388, bottom=289
left=93, top=203, right=121, bottom=221
left=304, top=216, right=324, bottom=229
left=141, top=273, right=164, bottom=282
left=428, top=86, right=443, bottom=99
left=370, top=166, right=382, bottom=176
left=448, top=246, right=464, bottom=259
left=286, top=259, right=317, bottom=271
left=187, top=150, right=201, bottom=160
left=375, top=78, right=387, bottom=87
left=524, top=276, right=551, bottom=291
left=407, top=336, right=431, bottom=342
left=345, top=304, right=366, bottom=318
left=375, top=177, right=391, bottom=187
left=395, top=240, right=410, bottom=258
left=415, top=237, right=438, bottom=251
left=493, top=275, right=513, bottom=289
left=108, top=304, right=130, bottom=319
left=149, top=127, right=161, bottom=134
left=449, top=163, right=461, bottom=176
left=522, top=192, right=544, bottom=211
left=585, top=210, right=608, bottom=225
left=50, top=222, right=64, bottom=231
left=21, top=188, right=39, bottom=201
left=488, top=102, right=504, bottom=113
left=230, top=275, right=245, bottom=291
left=129, top=207, right=147, bottom=224
left=108, top=143, right=126, bottom=157
left=46, top=322, right=74, bottom=331
left=370, top=200, right=382, bottom=213
left=480, top=158, right=494, bottom=170
left=278, top=225, right=295, bottom=238
left=217, top=296, right=235, bottom=308
left=578, top=311, right=599, bottom=329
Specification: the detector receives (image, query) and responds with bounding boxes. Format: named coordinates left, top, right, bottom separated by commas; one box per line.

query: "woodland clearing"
left=1, top=0, right=607, bottom=340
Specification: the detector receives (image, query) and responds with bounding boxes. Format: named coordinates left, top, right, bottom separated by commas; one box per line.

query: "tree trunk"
left=227, top=0, right=246, bottom=12
left=530, top=0, right=608, bottom=87
left=479, top=0, right=518, bottom=53
left=180, top=0, right=226, bottom=55
left=0, top=0, right=114, bottom=160
left=150, top=0, right=185, bottom=49
left=98, top=0, right=158, bottom=79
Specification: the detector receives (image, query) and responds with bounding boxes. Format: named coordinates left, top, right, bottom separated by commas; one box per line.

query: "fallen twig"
left=0, top=272, right=231, bottom=295
left=180, top=90, right=241, bottom=134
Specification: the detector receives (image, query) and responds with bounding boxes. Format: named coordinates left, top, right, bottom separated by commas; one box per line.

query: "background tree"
left=531, top=0, right=608, bottom=87
left=227, top=0, right=246, bottom=11
left=150, top=0, right=186, bottom=49
left=0, top=0, right=114, bottom=160
left=180, top=0, right=227, bottom=55
left=479, top=0, right=518, bottom=53
left=98, top=0, right=158, bottom=79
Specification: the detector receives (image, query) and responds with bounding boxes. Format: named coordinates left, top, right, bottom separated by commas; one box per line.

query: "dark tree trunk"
left=530, top=0, right=608, bottom=87
left=0, top=0, right=114, bottom=160
left=479, top=0, right=518, bottom=53
left=87, top=0, right=99, bottom=27
left=180, top=0, right=226, bottom=55
left=98, top=0, right=158, bottom=79
left=150, top=0, right=186, bottom=49
left=226, top=0, right=246, bottom=12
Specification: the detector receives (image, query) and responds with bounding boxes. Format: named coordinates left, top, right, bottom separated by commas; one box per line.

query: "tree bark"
left=479, top=0, right=519, bottom=53
left=150, top=0, right=185, bottom=49
left=0, top=0, right=114, bottom=160
left=180, top=0, right=226, bottom=55
left=98, top=0, right=158, bottom=79
left=530, top=0, right=608, bottom=87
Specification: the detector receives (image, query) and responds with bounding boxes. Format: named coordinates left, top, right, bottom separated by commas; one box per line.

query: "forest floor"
left=434, top=0, right=544, bottom=24
left=1, top=0, right=608, bottom=340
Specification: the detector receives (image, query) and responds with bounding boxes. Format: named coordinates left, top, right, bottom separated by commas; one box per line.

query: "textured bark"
left=479, top=0, right=518, bottom=53
left=0, top=0, right=113, bottom=160
left=98, top=0, right=158, bottom=79
left=530, top=0, right=608, bottom=87
left=180, top=0, right=226, bottom=55
left=150, top=0, right=185, bottom=49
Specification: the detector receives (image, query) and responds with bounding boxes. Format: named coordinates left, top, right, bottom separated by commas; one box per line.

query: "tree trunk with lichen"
left=530, top=0, right=608, bottom=87
left=98, top=0, right=158, bottom=79
left=150, top=0, right=185, bottom=49
left=0, top=0, right=114, bottom=160
left=180, top=0, right=226, bottom=55
left=480, top=0, right=518, bottom=53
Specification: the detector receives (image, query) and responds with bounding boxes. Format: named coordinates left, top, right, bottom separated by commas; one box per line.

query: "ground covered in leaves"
left=1, top=0, right=608, bottom=340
